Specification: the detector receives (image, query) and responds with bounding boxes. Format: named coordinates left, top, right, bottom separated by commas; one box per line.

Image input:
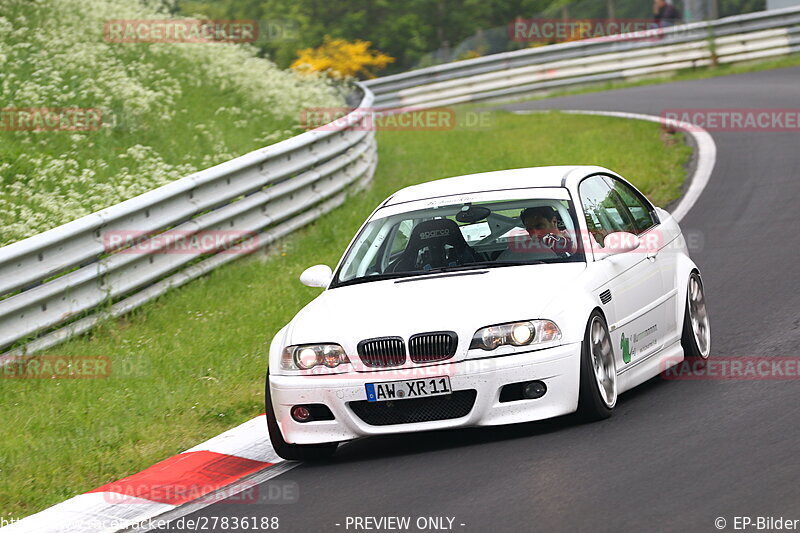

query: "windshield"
left=331, top=193, right=585, bottom=288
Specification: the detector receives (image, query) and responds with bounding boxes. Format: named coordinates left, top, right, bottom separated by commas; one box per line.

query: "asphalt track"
left=159, top=68, right=800, bottom=533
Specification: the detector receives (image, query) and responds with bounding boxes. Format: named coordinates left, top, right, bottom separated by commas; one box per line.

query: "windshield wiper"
left=332, top=270, right=435, bottom=288
left=439, top=260, right=544, bottom=272
left=333, top=260, right=545, bottom=288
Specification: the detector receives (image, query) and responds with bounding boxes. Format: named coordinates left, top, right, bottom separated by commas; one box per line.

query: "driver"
left=520, top=206, right=574, bottom=256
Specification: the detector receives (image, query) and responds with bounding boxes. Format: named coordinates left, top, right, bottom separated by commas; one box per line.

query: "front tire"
left=681, top=271, right=711, bottom=360
left=265, top=371, right=338, bottom=461
left=577, top=311, right=617, bottom=421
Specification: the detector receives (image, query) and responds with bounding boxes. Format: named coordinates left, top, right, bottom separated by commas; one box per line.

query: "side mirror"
left=299, top=264, right=333, bottom=288
left=593, top=231, right=640, bottom=260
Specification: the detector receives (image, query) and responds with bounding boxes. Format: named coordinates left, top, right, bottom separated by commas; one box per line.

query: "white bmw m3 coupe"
left=265, top=166, right=710, bottom=460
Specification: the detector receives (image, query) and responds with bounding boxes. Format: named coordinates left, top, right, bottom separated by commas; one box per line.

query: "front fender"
left=268, top=324, right=290, bottom=375
left=540, top=289, right=601, bottom=345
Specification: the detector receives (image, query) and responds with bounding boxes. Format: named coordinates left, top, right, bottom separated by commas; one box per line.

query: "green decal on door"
left=621, top=333, right=632, bottom=364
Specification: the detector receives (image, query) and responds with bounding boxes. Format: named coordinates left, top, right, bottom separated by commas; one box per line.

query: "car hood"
left=286, top=263, right=586, bottom=349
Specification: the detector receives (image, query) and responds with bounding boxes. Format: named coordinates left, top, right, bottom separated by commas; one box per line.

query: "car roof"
left=383, top=165, right=614, bottom=206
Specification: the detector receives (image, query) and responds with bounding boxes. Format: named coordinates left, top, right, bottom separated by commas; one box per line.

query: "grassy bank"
left=0, top=0, right=340, bottom=246
left=0, top=110, right=691, bottom=517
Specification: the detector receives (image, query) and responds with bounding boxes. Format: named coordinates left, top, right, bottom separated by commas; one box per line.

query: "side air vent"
left=600, top=289, right=612, bottom=305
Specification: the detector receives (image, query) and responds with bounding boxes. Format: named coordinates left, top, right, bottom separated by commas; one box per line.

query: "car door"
left=579, top=175, right=667, bottom=377
left=601, top=175, right=681, bottom=349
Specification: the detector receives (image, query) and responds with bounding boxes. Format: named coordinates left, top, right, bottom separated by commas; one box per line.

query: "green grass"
left=0, top=110, right=691, bottom=518
left=506, top=53, right=800, bottom=105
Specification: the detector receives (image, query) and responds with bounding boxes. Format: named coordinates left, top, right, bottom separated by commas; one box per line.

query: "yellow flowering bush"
left=291, top=37, right=395, bottom=79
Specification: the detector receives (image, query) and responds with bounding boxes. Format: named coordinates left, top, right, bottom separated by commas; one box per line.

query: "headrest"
left=407, top=218, right=465, bottom=249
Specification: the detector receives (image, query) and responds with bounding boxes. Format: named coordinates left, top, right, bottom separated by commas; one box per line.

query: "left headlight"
left=281, top=344, right=350, bottom=370
left=469, top=320, right=561, bottom=351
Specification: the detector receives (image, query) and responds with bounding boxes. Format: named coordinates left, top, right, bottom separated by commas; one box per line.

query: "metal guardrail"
left=0, top=84, right=377, bottom=358
left=364, top=7, right=800, bottom=109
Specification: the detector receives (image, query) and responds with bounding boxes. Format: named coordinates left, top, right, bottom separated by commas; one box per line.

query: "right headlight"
left=281, top=343, right=349, bottom=370
left=469, top=320, right=561, bottom=351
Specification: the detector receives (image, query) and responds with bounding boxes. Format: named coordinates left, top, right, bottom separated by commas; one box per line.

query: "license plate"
left=365, top=376, right=452, bottom=402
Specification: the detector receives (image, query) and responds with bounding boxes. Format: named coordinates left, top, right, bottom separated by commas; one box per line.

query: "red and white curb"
left=1, top=415, right=291, bottom=533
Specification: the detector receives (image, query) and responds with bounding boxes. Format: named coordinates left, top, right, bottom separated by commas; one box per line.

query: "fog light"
left=522, top=381, right=547, bottom=399
left=291, top=405, right=312, bottom=422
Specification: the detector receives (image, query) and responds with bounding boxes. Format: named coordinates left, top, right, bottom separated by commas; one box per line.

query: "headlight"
left=281, top=344, right=350, bottom=370
left=469, top=320, right=561, bottom=351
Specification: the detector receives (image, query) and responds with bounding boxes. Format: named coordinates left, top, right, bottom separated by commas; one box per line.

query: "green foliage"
left=719, top=0, right=766, bottom=17
left=178, top=0, right=563, bottom=72
left=176, top=0, right=769, bottom=72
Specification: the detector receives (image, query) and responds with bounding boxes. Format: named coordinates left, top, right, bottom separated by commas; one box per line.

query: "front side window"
left=579, top=175, right=657, bottom=246
left=579, top=176, right=620, bottom=247
left=603, top=177, right=657, bottom=234
left=332, top=193, right=584, bottom=287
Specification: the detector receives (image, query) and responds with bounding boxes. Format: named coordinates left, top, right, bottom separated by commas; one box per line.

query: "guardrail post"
left=706, top=21, right=719, bottom=66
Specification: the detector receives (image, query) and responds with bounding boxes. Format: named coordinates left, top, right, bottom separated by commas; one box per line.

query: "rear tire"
left=681, top=271, right=711, bottom=361
left=577, top=310, right=616, bottom=421
left=265, top=370, right=338, bottom=461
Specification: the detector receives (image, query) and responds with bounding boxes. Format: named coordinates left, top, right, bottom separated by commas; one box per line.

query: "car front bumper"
left=269, top=342, right=582, bottom=445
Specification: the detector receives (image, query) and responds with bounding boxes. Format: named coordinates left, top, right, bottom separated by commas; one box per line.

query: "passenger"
left=520, top=206, right=574, bottom=257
